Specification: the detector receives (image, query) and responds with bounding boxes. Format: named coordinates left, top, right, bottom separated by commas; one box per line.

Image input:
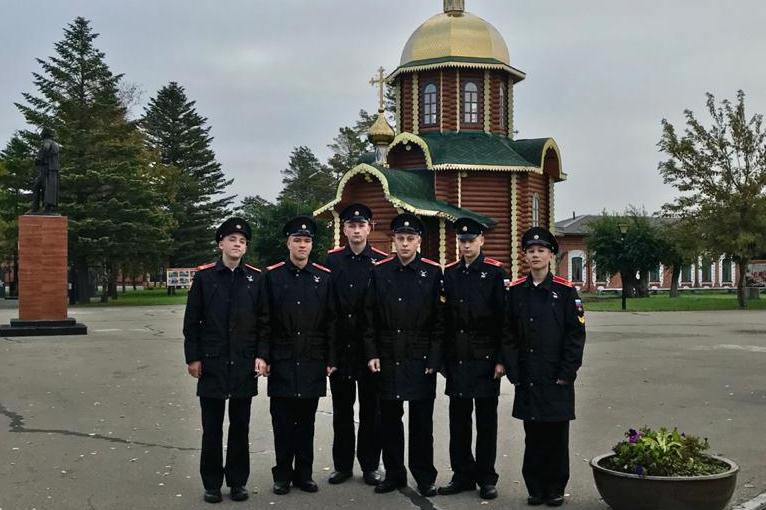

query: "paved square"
left=1, top=304, right=764, bottom=509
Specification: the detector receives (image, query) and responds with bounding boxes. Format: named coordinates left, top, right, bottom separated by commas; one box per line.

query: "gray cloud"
left=2, top=0, right=765, bottom=219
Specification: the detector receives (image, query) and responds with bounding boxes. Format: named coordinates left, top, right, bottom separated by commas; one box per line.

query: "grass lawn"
left=72, top=289, right=189, bottom=307
left=582, top=291, right=766, bottom=312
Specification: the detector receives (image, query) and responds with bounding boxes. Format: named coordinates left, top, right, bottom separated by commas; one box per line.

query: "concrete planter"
left=590, top=453, right=738, bottom=510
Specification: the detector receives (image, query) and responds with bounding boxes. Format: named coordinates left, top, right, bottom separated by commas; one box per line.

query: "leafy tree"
left=15, top=17, right=171, bottom=303
left=586, top=209, right=665, bottom=298
left=142, top=81, right=234, bottom=269
left=656, top=217, right=701, bottom=297
left=658, top=90, right=766, bottom=308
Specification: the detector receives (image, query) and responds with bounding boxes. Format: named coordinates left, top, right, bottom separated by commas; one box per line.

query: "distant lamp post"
left=618, top=223, right=629, bottom=311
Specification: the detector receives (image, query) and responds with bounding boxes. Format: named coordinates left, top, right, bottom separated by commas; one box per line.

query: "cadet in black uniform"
left=438, top=218, right=509, bottom=500
left=258, top=216, right=337, bottom=495
left=183, top=218, right=262, bottom=504
left=505, top=227, right=586, bottom=507
left=364, top=213, right=444, bottom=497
left=325, top=204, right=387, bottom=486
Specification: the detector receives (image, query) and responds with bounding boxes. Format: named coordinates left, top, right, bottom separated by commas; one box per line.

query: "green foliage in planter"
left=603, top=427, right=729, bottom=477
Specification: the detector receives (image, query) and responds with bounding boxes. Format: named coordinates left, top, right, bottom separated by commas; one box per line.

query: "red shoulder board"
left=376, top=255, right=395, bottom=266
left=327, top=245, right=345, bottom=254
left=553, top=275, right=574, bottom=287
left=444, top=259, right=460, bottom=269
left=244, top=263, right=261, bottom=273
left=196, top=262, right=216, bottom=270
left=421, top=257, right=441, bottom=267
left=484, top=257, right=503, bottom=267
left=267, top=261, right=285, bottom=271
left=312, top=262, right=332, bottom=273
left=509, top=276, right=528, bottom=287
left=371, top=246, right=389, bottom=257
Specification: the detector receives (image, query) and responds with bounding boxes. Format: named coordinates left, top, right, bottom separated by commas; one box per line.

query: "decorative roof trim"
left=386, top=132, right=434, bottom=169
left=388, top=60, right=526, bottom=82
left=312, top=163, right=485, bottom=223
left=432, top=163, right=541, bottom=172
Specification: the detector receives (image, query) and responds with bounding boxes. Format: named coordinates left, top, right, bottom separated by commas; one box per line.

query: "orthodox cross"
left=369, top=66, right=386, bottom=111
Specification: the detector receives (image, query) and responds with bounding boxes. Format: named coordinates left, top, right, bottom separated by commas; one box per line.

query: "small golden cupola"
left=367, top=66, right=395, bottom=163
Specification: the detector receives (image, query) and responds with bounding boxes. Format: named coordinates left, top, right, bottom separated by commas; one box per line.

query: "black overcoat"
left=442, top=253, right=509, bottom=398
left=258, top=258, right=337, bottom=399
left=363, top=254, right=444, bottom=401
left=324, top=243, right=388, bottom=379
left=183, top=260, right=263, bottom=399
left=505, top=273, right=586, bottom=421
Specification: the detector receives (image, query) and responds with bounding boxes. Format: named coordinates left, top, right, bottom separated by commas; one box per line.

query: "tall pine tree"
left=15, top=17, right=171, bottom=303
left=142, top=82, right=234, bottom=267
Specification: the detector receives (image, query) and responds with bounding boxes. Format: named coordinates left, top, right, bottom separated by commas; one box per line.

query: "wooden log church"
left=315, top=0, right=565, bottom=279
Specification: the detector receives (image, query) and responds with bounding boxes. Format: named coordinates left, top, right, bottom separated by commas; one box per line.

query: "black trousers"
left=522, top=420, right=570, bottom=498
left=379, top=398, right=437, bottom=487
left=199, top=397, right=252, bottom=490
left=329, top=370, right=382, bottom=472
left=448, top=396, right=499, bottom=486
left=270, top=397, right=320, bottom=482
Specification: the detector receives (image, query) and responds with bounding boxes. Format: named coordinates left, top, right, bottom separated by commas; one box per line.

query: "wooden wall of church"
left=387, top=144, right=428, bottom=169
left=400, top=75, right=413, bottom=133
left=489, top=72, right=509, bottom=136
left=442, top=69, right=458, bottom=132
left=460, top=172, right=511, bottom=267
left=419, top=71, right=440, bottom=133
left=434, top=172, right=458, bottom=203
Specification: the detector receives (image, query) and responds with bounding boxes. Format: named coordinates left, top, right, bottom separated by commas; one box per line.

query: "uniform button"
left=296, top=300, right=301, bottom=305
left=347, top=344, right=351, bottom=348
left=297, top=393, right=301, bottom=397
left=459, top=329, right=464, bottom=334
left=459, top=299, right=464, bottom=303
left=396, top=362, right=400, bottom=366
left=458, top=360, right=463, bottom=365
left=529, top=318, right=535, bottom=322
left=397, top=297, right=402, bottom=302
left=529, top=348, right=534, bottom=353
left=347, top=313, right=352, bottom=318
left=396, top=395, right=400, bottom=399
left=458, top=392, right=463, bottom=397
left=396, top=329, right=401, bottom=333
left=349, top=283, right=354, bottom=288
left=229, top=361, right=234, bottom=365
left=531, top=416, right=536, bottom=421
left=529, top=382, right=534, bottom=387
left=226, top=394, right=231, bottom=398
left=296, top=361, right=300, bottom=366
left=297, top=331, right=301, bottom=335
left=485, top=355, right=490, bottom=359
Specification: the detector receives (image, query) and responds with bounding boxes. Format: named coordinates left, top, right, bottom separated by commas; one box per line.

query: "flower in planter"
left=604, top=426, right=729, bottom=477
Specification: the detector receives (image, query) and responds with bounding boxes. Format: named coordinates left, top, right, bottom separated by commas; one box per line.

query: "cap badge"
left=354, top=210, right=360, bottom=215
left=462, top=226, right=468, bottom=232
left=404, top=221, right=410, bottom=227
left=533, top=234, right=540, bottom=240
left=301, top=224, right=307, bottom=229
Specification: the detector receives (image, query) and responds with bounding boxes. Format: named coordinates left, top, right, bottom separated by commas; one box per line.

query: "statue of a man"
left=30, top=127, right=60, bottom=214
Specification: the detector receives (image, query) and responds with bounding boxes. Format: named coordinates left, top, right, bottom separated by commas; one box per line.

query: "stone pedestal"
left=0, top=215, right=86, bottom=336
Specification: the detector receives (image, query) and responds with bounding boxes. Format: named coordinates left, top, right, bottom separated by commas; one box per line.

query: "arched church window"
left=423, top=83, right=438, bottom=126
left=531, top=193, right=540, bottom=227
left=499, top=82, right=506, bottom=129
left=463, top=81, right=479, bottom=124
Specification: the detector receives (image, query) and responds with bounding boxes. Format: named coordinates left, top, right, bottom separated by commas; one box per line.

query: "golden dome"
left=399, top=8, right=510, bottom=67
left=368, top=109, right=395, bottom=145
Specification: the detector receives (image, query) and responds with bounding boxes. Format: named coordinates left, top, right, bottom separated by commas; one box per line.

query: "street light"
left=618, top=223, right=629, bottom=311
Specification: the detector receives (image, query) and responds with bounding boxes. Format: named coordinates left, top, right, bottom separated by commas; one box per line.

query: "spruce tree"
left=0, top=134, right=36, bottom=297
left=15, top=17, right=171, bottom=303
left=142, top=82, right=234, bottom=268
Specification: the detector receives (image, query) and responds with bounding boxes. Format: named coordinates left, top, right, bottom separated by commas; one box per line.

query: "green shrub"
left=603, top=427, right=729, bottom=476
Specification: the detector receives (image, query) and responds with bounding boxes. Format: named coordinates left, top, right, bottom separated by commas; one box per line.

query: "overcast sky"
left=3, top=0, right=766, bottom=220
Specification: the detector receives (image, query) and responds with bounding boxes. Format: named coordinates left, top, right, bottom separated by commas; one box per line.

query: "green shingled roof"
left=378, top=166, right=496, bottom=226
left=418, top=132, right=549, bottom=169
